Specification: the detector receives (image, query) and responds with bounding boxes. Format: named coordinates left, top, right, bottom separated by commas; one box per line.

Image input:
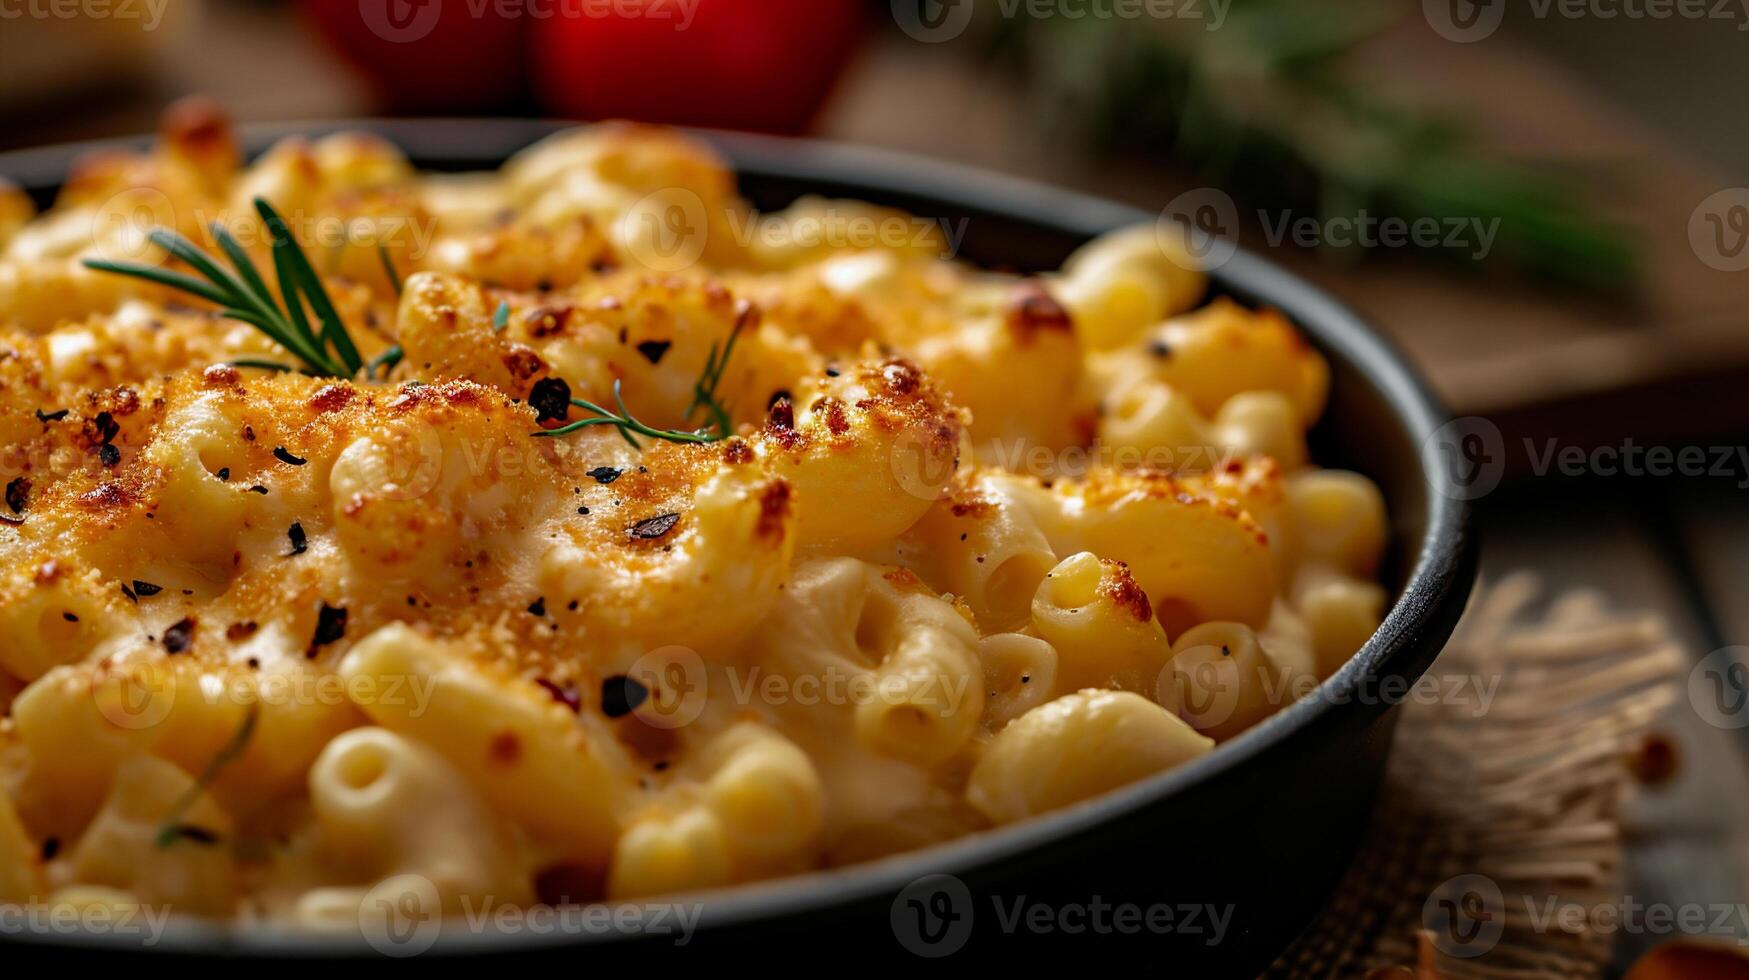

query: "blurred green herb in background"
left=985, top=0, right=1637, bottom=292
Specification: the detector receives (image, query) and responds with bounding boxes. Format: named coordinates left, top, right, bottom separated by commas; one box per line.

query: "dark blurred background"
left=2, top=1, right=1746, bottom=971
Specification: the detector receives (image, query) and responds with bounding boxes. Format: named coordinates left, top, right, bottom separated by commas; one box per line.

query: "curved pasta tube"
left=329, top=388, right=563, bottom=595
left=1293, top=566, right=1388, bottom=680
left=539, top=455, right=796, bottom=652
left=1056, top=224, right=1208, bottom=351
left=1098, top=378, right=1213, bottom=469
left=760, top=359, right=965, bottom=555
left=753, top=558, right=984, bottom=768
left=0, top=792, right=42, bottom=904
left=11, top=658, right=361, bottom=833
left=1043, top=469, right=1277, bottom=637
left=909, top=284, right=1094, bottom=456
left=0, top=565, right=125, bottom=681
left=1160, top=621, right=1284, bottom=742
left=71, top=756, right=237, bottom=916
left=1286, top=469, right=1389, bottom=580
left=1143, top=299, right=1330, bottom=425
left=903, top=470, right=1059, bottom=633
left=977, top=632, right=1057, bottom=730
left=1212, top=391, right=1308, bottom=471
left=338, top=623, right=636, bottom=864
left=1030, top=552, right=1172, bottom=696
left=967, top=690, right=1213, bottom=824
left=694, top=722, right=824, bottom=864
left=144, top=390, right=251, bottom=569
left=608, top=806, right=733, bottom=899
left=395, top=272, right=547, bottom=397
left=310, top=727, right=530, bottom=909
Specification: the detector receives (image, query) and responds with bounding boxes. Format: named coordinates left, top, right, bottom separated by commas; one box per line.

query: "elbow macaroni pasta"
left=0, top=103, right=1393, bottom=926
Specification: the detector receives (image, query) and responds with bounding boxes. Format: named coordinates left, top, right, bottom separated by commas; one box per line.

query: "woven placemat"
left=1267, top=574, right=1685, bottom=979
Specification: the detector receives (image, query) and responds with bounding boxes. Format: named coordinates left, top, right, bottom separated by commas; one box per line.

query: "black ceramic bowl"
left=0, top=121, right=1476, bottom=969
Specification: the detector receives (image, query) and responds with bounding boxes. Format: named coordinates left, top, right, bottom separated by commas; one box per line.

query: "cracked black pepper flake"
left=600, top=675, right=649, bottom=719
left=98, top=443, right=121, bottom=467
left=273, top=447, right=307, bottom=467
left=537, top=679, right=581, bottom=714
left=215, top=467, right=230, bottom=481
left=527, top=597, right=547, bottom=617
left=35, top=408, right=68, bottom=423
left=249, top=485, right=269, bottom=495
left=61, top=611, right=79, bottom=623
left=133, top=580, right=163, bottom=597
left=529, top=377, right=573, bottom=423
left=162, top=617, right=196, bottom=653
left=94, top=412, right=119, bottom=443
left=1146, top=339, right=1173, bottom=359
left=4, top=477, right=27, bottom=514
left=40, top=836, right=59, bottom=860
left=587, top=466, right=622, bottom=485
left=120, top=583, right=137, bottom=603
left=635, top=340, right=672, bottom=365
left=577, top=506, right=590, bottom=516
left=308, top=603, right=348, bottom=656
left=629, top=512, right=681, bottom=540
left=287, top=522, right=308, bottom=556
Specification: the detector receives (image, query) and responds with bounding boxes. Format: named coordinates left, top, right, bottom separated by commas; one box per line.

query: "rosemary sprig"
left=82, top=198, right=378, bottom=377
left=155, top=704, right=258, bottom=848
left=535, top=378, right=728, bottom=447
left=378, top=243, right=403, bottom=296
left=535, top=317, right=745, bottom=447
left=993, top=0, right=1638, bottom=292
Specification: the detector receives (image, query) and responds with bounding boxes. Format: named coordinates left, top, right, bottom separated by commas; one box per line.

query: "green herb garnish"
left=535, top=316, right=744, bottom=447
left=154, top=704, right=258, bottom=848
left=378, top=243, right=404, bottom=297
left=83, top=199, right=380, bottom=377
left=492, top=300, right=510, bottom=333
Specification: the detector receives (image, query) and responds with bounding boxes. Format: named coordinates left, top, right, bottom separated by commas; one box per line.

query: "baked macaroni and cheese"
left=0, top=102, right=1389, bottom=927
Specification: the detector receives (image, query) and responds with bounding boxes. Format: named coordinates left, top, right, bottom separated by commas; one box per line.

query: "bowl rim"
left=0, top=119, right=1476, bottom=957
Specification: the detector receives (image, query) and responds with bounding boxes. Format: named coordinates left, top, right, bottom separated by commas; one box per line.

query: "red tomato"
left=299, top=0, right=526, bottom=113
left=531, top=0, right=866, bottom=133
